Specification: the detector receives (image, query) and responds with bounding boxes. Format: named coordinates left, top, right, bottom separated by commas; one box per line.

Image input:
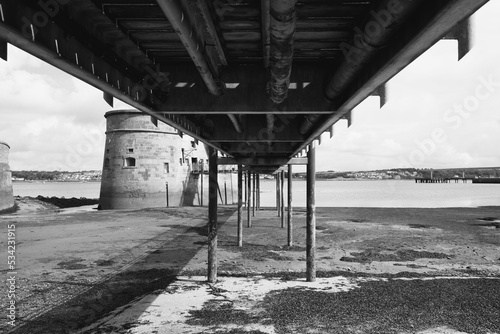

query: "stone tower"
left=0, top=141, right=15, bottom=212
left=99, top=109, right=203, bottom=210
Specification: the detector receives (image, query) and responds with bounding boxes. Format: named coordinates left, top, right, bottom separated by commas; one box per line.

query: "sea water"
left=12, top=179, right=500, bottom=208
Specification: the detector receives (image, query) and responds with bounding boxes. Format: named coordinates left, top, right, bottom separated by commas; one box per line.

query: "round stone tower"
left=99, top=109, right=202, bottom=209
left=0, top=141, right=15, bottom=212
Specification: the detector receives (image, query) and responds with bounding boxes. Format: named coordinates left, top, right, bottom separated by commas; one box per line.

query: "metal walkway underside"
left=0, top=0, right=487, bottom=171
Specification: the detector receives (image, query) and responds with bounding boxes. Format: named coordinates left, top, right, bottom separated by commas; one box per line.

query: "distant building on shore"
left=0, top=141, right=15, bottom=212
left=99, top=109, right=236, bottom=210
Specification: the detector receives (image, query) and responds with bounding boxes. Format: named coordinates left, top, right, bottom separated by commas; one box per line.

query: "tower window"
left=164, top=163, right=169, bottom=174
left=124, top=157, right=136, bottom=167
left=128, top=148, right=134, bottom=153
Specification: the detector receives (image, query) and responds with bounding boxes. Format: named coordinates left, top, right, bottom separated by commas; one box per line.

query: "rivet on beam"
left=75, top=52, right=79, bottom=65
left=54, top=39, right=60, bottom=55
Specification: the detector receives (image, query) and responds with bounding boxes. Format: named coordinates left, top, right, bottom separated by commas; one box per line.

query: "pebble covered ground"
left=0, top=204, right=499, bottom=333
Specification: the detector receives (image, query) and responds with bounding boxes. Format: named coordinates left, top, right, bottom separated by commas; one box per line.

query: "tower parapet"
left=0, top=141, right=15, bottom=212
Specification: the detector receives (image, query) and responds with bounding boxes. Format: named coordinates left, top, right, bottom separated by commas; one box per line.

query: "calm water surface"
left=12, top=179, right=500, bottom=208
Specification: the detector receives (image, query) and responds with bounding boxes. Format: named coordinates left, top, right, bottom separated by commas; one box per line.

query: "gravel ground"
left=0, top=204, right=499, bottom=333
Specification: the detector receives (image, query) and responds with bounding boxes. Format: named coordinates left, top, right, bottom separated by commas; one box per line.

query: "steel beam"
left=0, top=1, right=234, bottom=155
left=208, top=147, right=218, bottom=283
left=269, top=0, right=298, bottom=104
left=261, top=0, right=271, bottom=68
left=218, top=157, right=307, bottom=166
left=294, top=0, right=489, bottom=155
left=156, top=0, right=224, bottom=96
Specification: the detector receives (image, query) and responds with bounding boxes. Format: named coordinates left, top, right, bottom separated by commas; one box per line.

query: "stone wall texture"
left=0, top=141, right=14, bottom=212
left=99, top=110, right=237, bottom=210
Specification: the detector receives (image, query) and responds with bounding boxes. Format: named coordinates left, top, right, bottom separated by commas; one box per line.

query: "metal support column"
left=200, top=161, right=204, bottom=206
left=237, top=165, right=243, bottom=247
left=287, top=164, right=293, bottom=246
left=256, top=173, right=260, bottom=210
left=247, top=170, right=252, bottom=228
left=276, top=174, right=280, bottom=216
left=252, top=172, right=256, bottom=217
left=208, top=147, right=218, bottom=283
left=306, top=145, right=316, bottom=282
left=281, top=170, right=285, bottom=228
left=244, top=172, right=247, bottom=207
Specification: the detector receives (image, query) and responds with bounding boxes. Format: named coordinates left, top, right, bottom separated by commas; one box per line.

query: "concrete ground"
left=1, top=203, right=499, bottom=334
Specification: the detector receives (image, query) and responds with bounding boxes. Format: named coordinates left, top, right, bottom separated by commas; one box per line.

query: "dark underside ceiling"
left=0, top=0, right=489, bottom=169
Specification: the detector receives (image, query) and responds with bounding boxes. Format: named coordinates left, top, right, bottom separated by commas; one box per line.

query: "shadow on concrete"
left=9, top=207, right=236, bottom=334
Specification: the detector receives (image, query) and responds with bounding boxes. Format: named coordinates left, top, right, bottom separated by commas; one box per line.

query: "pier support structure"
left=208, top=147, right=218, bottom=283
left=247, top=170, right=252, bottom=227
left=276, top=174, right=280, bottom=216
left=287, top=165, right=293, bottom=247
left=287, top=164, right=293, bottom=246
left=256, top=173, right=260, bottom=211
left=281, top=170, right=285, bottom=228
left=237, top=165, right=243, bottom=247
left=306, top=144, right=316, bottom=282
left=252, top=172, right=256, bottom=217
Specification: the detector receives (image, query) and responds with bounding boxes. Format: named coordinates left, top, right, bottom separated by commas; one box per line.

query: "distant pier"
left=472, top=178, right=500, bottom=184
left=415, top=178, right=471, bottom=183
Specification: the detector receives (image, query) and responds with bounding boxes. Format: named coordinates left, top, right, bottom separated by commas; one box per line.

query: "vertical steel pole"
left=224, top=181, right=228, bottom=205
left=276, top=174, right=280, bottom=216
left=247, top=170, right=252, bottom=228
left=208, top=148, right=218, bottom=283
left=306, top=145, right=316, bottom=282
left=281, top=170, right=285, bottom=228
left=287, top=164, right=293, bottom=247
left=165, top=182, right=169, bottom=207
left=237, top=165, right=243, bottom=247
left=256, top=173, right=260, bottom=210
left=200, top=161, right=204, bottom=206
left=252, top=172, right=256, bottom=217
left=244, top=172, right=247, bottom=207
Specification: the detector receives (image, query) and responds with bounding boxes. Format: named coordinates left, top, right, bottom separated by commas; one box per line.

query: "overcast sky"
left=1, top=2, right=499, bottom=172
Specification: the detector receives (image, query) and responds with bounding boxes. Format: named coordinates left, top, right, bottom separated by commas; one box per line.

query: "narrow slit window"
left=128, top=148, right=134, bottom=153
left=164, top=163, right=169, bottom=174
